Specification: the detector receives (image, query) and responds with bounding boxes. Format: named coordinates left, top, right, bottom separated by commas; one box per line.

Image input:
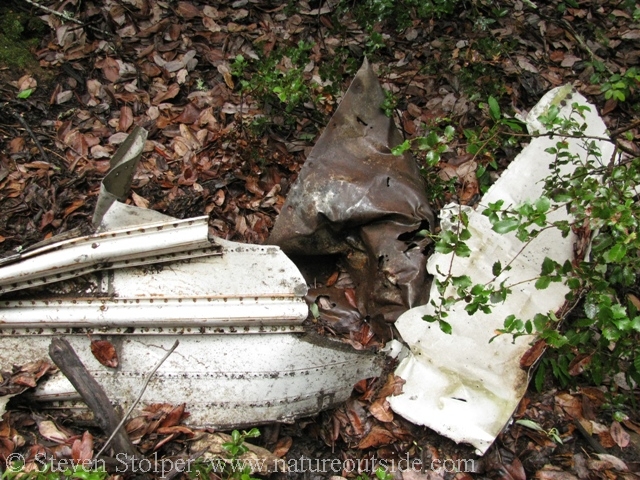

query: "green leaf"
left=535, top=196, right=551, bottom=213
left=452, top=275, right=472, bottom=288
left=492, top=261, right=502, bottom=277
left=425, top=150, right=440, bottom=166
left=492, top=218, right=520, bottom=234
left=434, top=242, right=453, bottom=255
left=516, top=419, right=545, bottom=432
left=488, top=96, right=501, bottom=121
left=535, top=362, right=546, bottom=391
left=439, top=319, right=452, bottom=334
left=454, top=243, right=472, bottom=257
left=541, top=257, right=556, bottom=276
left=422, top=314, right=438, bottom=323
left=17, top=88, right=33, bottom=99
left=309, top=303, right=320, bottom=319
left=391, top=139, right=411, bottom=156
left=535, top=276, right=552, bottom=290
left=444, top=125, right=455, bottom=140
left=604, top=244, right=626, bottom=263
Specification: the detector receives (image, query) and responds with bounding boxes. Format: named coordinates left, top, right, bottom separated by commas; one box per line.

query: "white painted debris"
left=5, top=334, right=384, bottom=428
left=0, top=126, right=384, bottom=425
left=388, top=86, right=615, bottom=453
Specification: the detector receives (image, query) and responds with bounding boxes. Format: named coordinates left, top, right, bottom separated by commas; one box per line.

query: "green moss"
left=0, top=9, right=43, bottom=69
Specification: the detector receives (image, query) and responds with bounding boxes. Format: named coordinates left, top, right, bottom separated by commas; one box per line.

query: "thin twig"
left=93, top=340, right=180, bottom=460
left=610, top=118, right=640, bottom=138
left=21, top=0, right=110, bottom=36
left=5, top=105, right=51, bottom=164
left=21, top=0, right=86, bottom=26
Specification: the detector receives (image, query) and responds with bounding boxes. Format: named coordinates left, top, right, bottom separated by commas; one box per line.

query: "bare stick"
left=93, top=340, right=180, bottom=460
left=6, top=106, right=50, bottom=164
left=21, top=0, right=110, bottom=36
left=21, top=0, right=86, bottom=26
left=48, top=338, right=139, bottom=459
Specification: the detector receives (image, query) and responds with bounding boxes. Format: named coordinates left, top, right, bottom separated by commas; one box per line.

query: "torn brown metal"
left=269, top=59, right=434, bottom=322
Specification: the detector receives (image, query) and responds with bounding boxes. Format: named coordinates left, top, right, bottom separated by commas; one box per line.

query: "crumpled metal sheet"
left=388, top=86, right=615, bottom=454
left=269, top=59, right=434, bottom=322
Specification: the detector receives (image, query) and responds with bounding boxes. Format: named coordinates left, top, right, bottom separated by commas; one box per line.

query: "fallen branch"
left=48, top=338, right=140, bottom=460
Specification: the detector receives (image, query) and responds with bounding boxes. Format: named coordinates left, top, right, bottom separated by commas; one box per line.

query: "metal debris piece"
left=0, top=126, right=384, bottom=425
left=269, top=58, right=435, bottom=323
left=388, top=86, right=615, bottom=454
left=9, top=334, right=384, bottom=428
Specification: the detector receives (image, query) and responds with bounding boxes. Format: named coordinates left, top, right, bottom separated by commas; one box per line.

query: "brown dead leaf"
left=520, top=339, right=546, bottom=368
left=326, top=271, right=339, bottom=287
left=131, top=191, right=150, bottom=209
left=119, top=106, right=134, bottom=132
left=125, top=416, right=150, bottom=442
left=96, top=57, right=120, bottom=82
left=38, top=420, right=69, bottom=443
left=622, top=419, right=640, bottom=435
left=377, top=373, right=405, bottom=398
left=357, top=425, right=396, bottom=449
left=344, top=288, right=358, bottom=310
left=555, top=393, right=582, bottom=419
left=534, top=465, right=578, bottom=480
left=272, top=436, right=292, bottom=458
left=152, top=83, right=180, bottom=105
left=71, top=431, right=93, bottom=462
left=177, top=1, right=201, bottom=18
left=627, top=293, right=640, bottom=310
left=63, top=198, right=86, bottom=217
left=587, top=453, right=628, bottom=472
left=369, top=398, right=394, bottom=423
left=568, top=353, right=592, bottom=376
left=596, top=429, right=616, bottom=448
left=9, top=137, right=25, bottom=154
left=17, top=75, right=37, bottom=92
left=10, top=372, right=38, bottom=388
left=159, top=404, right=186, bottom=429
left=90, top=339, right=119, bottom=368
left=610, top=421, right=630, bottom=448
left=40, top=210, right=55, bottom=230
left=156, top=425, right=194, bottom=436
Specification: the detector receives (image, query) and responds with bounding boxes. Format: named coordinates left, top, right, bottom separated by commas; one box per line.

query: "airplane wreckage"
left=0, top=59, right=612, bottom=454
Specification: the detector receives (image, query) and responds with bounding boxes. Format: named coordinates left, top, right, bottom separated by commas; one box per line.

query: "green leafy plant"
left=600, top=67, right=639, bottom=102
left=2, top=461, right=108, bottom=480
left=413, top=94, right=640, bottom=404
left=231, top=41, right=331, bottom=131
left=189, top=428, right=261, bottom=480
left=337, top=0, right=462, bottom=32
left=356, top=466, right=395, bottom=480
left=516, top=419, right=564, bottom=444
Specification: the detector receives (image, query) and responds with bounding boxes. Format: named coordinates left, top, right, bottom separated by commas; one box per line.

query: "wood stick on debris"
left=48, top=338, right=142, bottom=463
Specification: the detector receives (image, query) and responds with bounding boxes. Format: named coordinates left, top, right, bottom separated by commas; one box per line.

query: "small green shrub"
left=400, top=95, right=640, bottom=406
left=189, top=429, right=261, bottom=480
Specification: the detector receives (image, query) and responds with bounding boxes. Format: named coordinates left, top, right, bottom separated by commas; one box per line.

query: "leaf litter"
left=0, top=0, right=639, bottom=478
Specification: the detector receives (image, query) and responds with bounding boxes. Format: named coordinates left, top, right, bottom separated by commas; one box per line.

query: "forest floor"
left=0, top=0, right=639, bottom=479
